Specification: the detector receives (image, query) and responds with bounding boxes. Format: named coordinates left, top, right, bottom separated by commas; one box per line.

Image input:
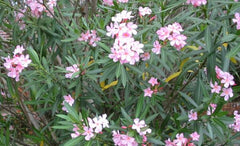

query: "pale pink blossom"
left=138, top=7, right=152, bottom=16
left=71, top=124, right=81, bottom=138
left=220, top=88, right=233, bottom=101
left=229, top=111, right=240, bottom=132
left=112, top=10, right=133, bottom=22
left=132, top=118, right=145, bottom=133
left=188, top=110, right=198, bottom=121
left=207, top=103, right=217, bottom=115
left=167, top=22, right=183, bottom=34
left=174, top=133, right=188, bottom=146
left=144, top=87, right=153, bottom=97
left=152, top=41, right=161, bottom=54
left=220, top=72, right=235, bottom=88
left=82, top=126, right=94, bottom=141
left=117, top=0, right=129, bottom=3
left=210, top=81, right=221, bottom=94
left=63, top=94, right=74, bottom=106
left=190, top=132, right=200, bottom=141
left=186, top=0, right=207, bottom=7
left=4, top=46, right=31, bottom=81
left=148, top=77, right=159, bottom=86
left=103, top=0, right=114, bottom=6
left=99, top=114, right=109, bottom=128
left=112, top=131, right=138, bottom=146
left=78, top=30, right=100, bottom=47
left=165, top=138, right=176, bottom=146
left=156, top=27, right=171, bottom=41
left=233, top=13, right=240, bottom=30
left=141, top=52, right=150, bottom=61
left=65, top=64, right=79, bottom=79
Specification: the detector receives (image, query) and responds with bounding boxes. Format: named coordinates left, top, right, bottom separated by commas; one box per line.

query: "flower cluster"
left=233, top=12, right=240, bottom=30
left=112, top=130, right=138, bottom=146
left=71, top=114, right=109, bottom=141
left=3, top=45, right=31, bottom=81
left=144, top=77, right=159, bottom=97
left=65, top=64, right=79, bottom=79
left=186, top=0, right=207, bottom=7
left=78, top=30, right=101, bottom=47
left=156, top=22, right=187, bottom=50
left=132, top=118, right=151, bottom=145
left=107, top=10, right=144, bottom=65
left=188, top=110, right=198, bottom=121
left=165, top=132, right=200, bottom=146
left=26, top=0, right=57, bottom=18
left=229, top=111, right=240, bottom=132
left=212, top=66, right=235, bottom=101
left=138, top=7, right=152, bottom=17
left=61, top=94, right=75, bottom=112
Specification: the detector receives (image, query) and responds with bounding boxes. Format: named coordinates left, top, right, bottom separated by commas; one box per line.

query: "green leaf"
left=64, top=103, right=80, bottom=122
left=64, top=136, right=83, bottom=146
left=61, top=37, right=78, bottom=42
left=179, top=92, right=198, bottom=108
left=226, top=45, right=240, bottom=58
left=148, top=138, right=164, bottom=145
left=27, top=46, right=40, bottom=65
left=121, top=66, right=127, bottom=87
left=97, top=42, right=110, bottom=52
left=136, top=96, right=144, bottom=118
left=121, top=107, right=132, bottom=123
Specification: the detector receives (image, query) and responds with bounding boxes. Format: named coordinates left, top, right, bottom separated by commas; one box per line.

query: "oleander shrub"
left=1, top=0, right=240, bottom=145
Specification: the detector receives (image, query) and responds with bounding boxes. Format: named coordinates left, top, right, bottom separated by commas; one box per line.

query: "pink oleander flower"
left=186, top=0, right=207, bottom=7
left=152, top=40, right=161, bottom=54
left=87, top=114, right=109, bottom=133
left=63, top=94, right=74, bottom=106
left=26, top=0, right=46, bottom=18
left=148, top=77, right=159, bottom=86
left=165, top=138, right=176, bottom=146
left=112, top=10, right=133, bottom=22
left=112, top=131, right=138, bottom=146
left=156, top=27, right=171, bottom=41
left=99, top=114, right=109, bottom=128
left=220, top=72, right=235, bottom=88
left=220, top=88, right=233, bottom=101
left=71, top=124, right=81, bottom=138
left=229, top=111, right=240, bottom=132
left=174, top=133, right=188, bottom=146
left=168, top=33, right=187, bottom=50
left=47, top=0, right=57, bottom=9
left=210, top=81, right=221, bottom=94
left=138, top=7, right=152, bottom=16
left=132, top=118, right=145, bottom=133
left=82, top=126, right=94, bottom=141
left=65, top=64, right=79, bottom=79
left=144, top=87, right=153, bottom=97
left=207, top=103, right=217, bottom=115
left=141, top=52, right=150, bottom=61
left=78, top=30, right=101, bottom=47
left=188, top=110, right=198, bottom=121
left=103, top=0, right=114, bottom=6
left=167, top=22, right=183, bottom=34
left=190, top=132, right=200, bottom=141
left=233, top=13, right=240, bottom=30
left=3, top=45, right=31, bottom=81
left=13, top=45, right=25, bottom=55
left=117, top=0, right=129, bottom=3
